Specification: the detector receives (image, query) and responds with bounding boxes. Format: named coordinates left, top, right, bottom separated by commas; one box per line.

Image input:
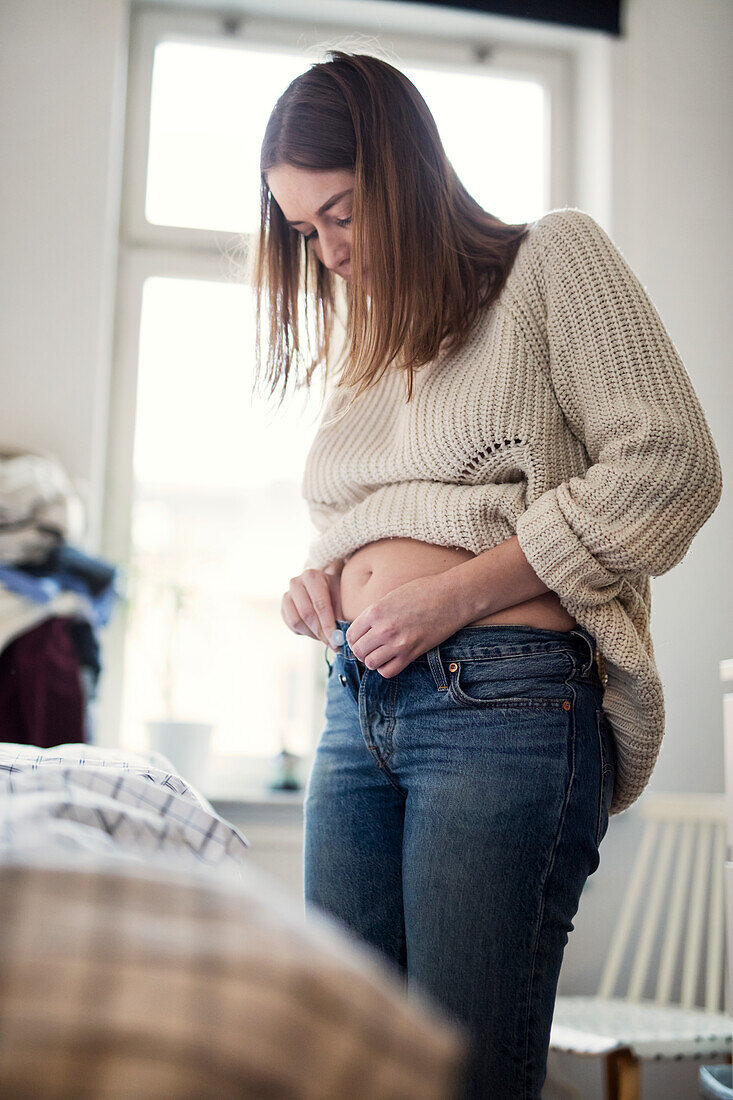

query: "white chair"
left=550, top=793, right=733, bottom=1099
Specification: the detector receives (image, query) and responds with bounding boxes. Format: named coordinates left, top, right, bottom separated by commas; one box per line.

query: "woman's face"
left=266, top=165, right=369, bottom=291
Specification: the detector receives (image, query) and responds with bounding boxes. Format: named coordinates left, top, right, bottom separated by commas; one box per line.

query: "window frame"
left=98, top=3, right=576, bottom=795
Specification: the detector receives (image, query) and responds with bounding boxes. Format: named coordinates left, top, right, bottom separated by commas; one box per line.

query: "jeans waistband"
left=332, top=619, right=598, bottom=679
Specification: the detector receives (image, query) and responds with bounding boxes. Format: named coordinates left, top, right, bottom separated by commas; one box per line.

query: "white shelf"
left=210, top=790, right=304, bottom=808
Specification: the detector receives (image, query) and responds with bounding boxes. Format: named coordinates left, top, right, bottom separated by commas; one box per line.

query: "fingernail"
left=330, top=628, right=345, bottom=647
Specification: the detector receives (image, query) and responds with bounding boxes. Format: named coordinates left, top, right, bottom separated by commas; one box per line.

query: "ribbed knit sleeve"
left=514, top=210, right=723, bottom=611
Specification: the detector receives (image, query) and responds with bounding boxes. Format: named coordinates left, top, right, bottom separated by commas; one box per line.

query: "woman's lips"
left=343, top=267, right=369, bottom=282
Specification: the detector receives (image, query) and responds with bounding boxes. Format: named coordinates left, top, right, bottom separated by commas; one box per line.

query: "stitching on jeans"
left=595, top=709, right=605, bottom=847
left=376, top=682, right=403, bottom=788
left=426, top=645, right=448, bottom=692
left=446, top=650, right=575, bottom=710
left=569, top=629, right=595, bottom=678
left=383, top=676, right=399, bottom=758
left=518, top=673, right=577, bottom=1095
left=447, top=646, right=568, bottom=665
left=376, top=759, right=407, bottom=797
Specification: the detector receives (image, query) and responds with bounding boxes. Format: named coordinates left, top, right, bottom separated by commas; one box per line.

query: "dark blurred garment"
left=0, top=544, right=118, bottom=708
left=0, top=453, right=119, bottom=746
left=68, top=618, right=101, bottom=682
left=0, top=617, right=85, bottom=747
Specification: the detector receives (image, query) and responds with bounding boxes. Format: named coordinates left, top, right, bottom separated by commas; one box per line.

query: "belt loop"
left=426, top=644, right=449, bottom=691
left=569, top=628, right=595, bottom=677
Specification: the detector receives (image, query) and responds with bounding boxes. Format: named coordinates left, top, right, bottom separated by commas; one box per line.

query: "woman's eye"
left=303, top=215, right=352, bottom=243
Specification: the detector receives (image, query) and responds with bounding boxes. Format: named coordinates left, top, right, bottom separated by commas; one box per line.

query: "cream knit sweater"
left=300, top=208, right=723, bottom=815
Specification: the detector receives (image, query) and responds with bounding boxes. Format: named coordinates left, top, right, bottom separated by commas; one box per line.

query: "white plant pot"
left=145, top=720, right=213, bottom=789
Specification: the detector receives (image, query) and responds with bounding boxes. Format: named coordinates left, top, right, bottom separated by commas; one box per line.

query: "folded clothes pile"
left=0, top=449, right=121, bottom=747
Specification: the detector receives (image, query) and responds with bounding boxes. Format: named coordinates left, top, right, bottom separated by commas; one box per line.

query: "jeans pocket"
left=446, top=648, right=574, bottom=710
left=595, top=709, right=615, bottom=847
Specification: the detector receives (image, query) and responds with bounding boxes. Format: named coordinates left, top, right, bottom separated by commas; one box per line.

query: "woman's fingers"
left=286, top=571, right=338, bottom=647
left=280, top=591, right=316, bottom=639
left=287, top=577, right=322, bottom=642
left=306, top=571, right=340, bottom=646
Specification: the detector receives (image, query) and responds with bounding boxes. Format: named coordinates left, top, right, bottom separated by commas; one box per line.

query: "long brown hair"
left=250, top=49, right=531, bottom=414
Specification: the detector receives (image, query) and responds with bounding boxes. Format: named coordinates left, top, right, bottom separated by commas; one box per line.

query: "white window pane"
left=403, top=65, right=546, bottom=222
left=146, top=42, right=309, bottom=233
left=145, top=42, right=546, bottom=234
left=119, top=277, right=324, bottom=761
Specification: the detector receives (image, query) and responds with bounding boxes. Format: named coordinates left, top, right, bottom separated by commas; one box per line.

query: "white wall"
left=608, top=0, right=732, bottom=799
left=550, top=4, right=733, bottom=1094
left=0, top=0, right=129, bottom=550
left=1, top=2, right=731, bottom=1096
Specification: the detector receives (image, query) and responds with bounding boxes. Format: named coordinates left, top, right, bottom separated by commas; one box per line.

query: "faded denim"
left=303, top=620, right=616, bottom=1099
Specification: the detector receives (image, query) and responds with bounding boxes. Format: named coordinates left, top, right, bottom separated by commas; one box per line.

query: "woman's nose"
left=318, top=234, right=349, bottom=273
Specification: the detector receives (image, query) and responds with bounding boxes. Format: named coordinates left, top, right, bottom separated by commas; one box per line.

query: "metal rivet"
left=448, top=662, right=458, bottom=672
left=339, top=674, right=347, bottom=685
left=563, top=700, right=571, bottom=711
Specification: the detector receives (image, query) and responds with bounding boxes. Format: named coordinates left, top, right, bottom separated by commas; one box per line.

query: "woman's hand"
left=281, top=562, right=345, bottom=650
left=345, top=570, right=468, bottom=678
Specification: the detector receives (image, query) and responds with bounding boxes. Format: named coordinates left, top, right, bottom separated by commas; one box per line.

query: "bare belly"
left=338, top=538, right=579, bottom=631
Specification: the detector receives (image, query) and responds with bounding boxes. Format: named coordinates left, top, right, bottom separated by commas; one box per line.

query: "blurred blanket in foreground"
left=0, top=741, right=250, bottom=872
left=0, top=742, right=469, bottom=1099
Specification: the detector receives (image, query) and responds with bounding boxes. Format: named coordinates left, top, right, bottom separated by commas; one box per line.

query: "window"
left=101, top=6, right=570, bottom=797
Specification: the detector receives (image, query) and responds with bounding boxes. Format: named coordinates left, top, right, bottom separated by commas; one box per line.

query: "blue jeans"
left=303, top=620, right=616, bottom=1100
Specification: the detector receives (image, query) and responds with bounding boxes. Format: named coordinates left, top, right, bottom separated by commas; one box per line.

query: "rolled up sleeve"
left=515, top=209, right=723, bottom=609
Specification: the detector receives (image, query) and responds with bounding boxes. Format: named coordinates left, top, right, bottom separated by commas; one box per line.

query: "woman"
left=253, top=51, right=722, bottom=1099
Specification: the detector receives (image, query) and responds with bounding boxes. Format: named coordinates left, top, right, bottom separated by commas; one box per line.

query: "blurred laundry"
left=0, top=448, right=86, bottom=564
left=0, top=448, right=121, bottom=746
